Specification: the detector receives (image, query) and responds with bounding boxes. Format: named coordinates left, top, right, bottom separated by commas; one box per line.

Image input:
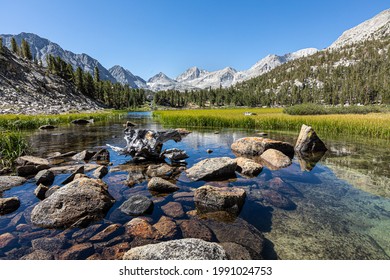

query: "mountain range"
left=1, top=8, right=389, bottom=92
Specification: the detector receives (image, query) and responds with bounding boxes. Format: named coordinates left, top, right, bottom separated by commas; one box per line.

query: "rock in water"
left=231, top=137, right=294, bottom=158
left=260, top=149, right=292, bottom=170
left=147, top=177, right=179, bottom=193
left=71, top=119, right=93, bottom=125
left=0, top=197, right=20, bottom=215
left=0, top=176, right=27, bottom=192
left=194, top=185, right=246, bottom=214
left=120, top=195, right=153, bottom=216
left=122, top=238, right=227, bottom=260
left=35, top=169, right=55, bottom=186
left=235, top=157, right=263, bottom=177
left=30, top=178, right=115, bottom=228
left=39, top=125, right=57, bottom=130
left=186, top=157, right=237, bottom=181
left=295, top=124, right=327, bottom=153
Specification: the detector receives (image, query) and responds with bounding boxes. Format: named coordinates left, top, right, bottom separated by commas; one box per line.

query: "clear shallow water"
left=0, top=112, right=389, bottom=260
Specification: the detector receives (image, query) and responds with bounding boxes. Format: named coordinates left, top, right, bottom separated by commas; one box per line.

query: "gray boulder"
left=119, top=195, right=153, bottom=216
left=30, top=178, right=115, bottom=228
left=92, top=166, right=108, bottom=179
left=295, top=124, right=327, bottom=153
left=186, top=157, right=237, bottom=181
left=34, top=184, right=49, bottom=200
left=123, top=238, right=227, bottom=260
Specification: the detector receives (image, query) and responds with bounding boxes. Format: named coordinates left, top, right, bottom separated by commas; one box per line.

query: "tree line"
left=153, top=37, right=390, bottom=108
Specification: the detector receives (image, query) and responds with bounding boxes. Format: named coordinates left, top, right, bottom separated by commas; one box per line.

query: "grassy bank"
left=153, top=108, right=390, bottom=139
left=0, top=110, right=127, bottom=130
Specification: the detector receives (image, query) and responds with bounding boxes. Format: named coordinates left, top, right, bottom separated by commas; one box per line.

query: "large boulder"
left=122, top=238, right=227, bottom=260
left=231, top=137, right=294, bottom=158
left=0, top=197, right=20, bottom=215
left=194, top=185, right=246, bottom=214
left=260, top=149, right=292, bottom=170
left=186, top=157, right=237, bottom=181
left=295, top=124, right=327, bottom=153
left=30, top=178, right=115, bottom=228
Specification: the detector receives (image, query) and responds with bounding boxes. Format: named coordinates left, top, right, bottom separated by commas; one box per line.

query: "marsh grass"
left=153, top=108, right=390, bottom=139
left=0, top=130, right=29, bottom=168
left=283, top=103, right=389, bottom=115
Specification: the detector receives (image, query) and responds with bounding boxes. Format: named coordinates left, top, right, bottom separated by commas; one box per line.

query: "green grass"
left=153, top=108, right=390, bottom=139
left=283, top=103, right=388, bottom=115
left=0, top=110, right=126, bottom=130
left=0, top=130, right=29, bottom=168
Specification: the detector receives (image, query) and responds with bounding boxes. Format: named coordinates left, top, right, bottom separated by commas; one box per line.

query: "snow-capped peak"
left=148, top=72, right=175, bottom=84
left=176, top=66, right=209, bottom=82
left=329, top=8, right=390, bottom=49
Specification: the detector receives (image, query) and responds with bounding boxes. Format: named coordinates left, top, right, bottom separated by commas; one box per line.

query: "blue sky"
left=1, top=0, right=389, bottom=79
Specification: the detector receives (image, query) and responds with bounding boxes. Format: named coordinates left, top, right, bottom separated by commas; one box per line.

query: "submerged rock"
left=119, top=195, right=153, bottom=216
left=260, top=149, right=292, bottom=170
left=179, top=220, right=213, bottom=241
left=186, top=157, right=237, bottom=181
left=295, top=124, right=327, bottom=153
left=296, top=150, right=326, bottom=171
left=122, top=238, right=227, bottom=260
left=194, top=185, right=246, bottom=214
left=231, top=137, right=294, bottom=158
left=71, top=119, right=93, bottom=125
left=30, top=178, right=115, bottom=228
left=161, top=148, right=189, bottom=162
left=0, top=197, right=20, bottom=215
left=161, top=202, right=185, bottom=218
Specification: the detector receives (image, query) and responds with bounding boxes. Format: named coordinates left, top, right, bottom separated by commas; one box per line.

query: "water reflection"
left=0, top=112, right=389, bottom=260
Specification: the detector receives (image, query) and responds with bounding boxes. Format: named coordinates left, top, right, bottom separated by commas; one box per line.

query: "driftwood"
left=108, top=128, right=184, bottom=161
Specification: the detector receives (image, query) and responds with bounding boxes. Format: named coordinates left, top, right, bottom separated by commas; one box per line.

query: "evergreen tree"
left=10, top=37, right=18, bottom=54
left=93, top=66, right=100, bottom=83
left=0, top=37, right=3, bottom=54
left=21, top=39, right=32, bottom=60
left=75, top=67, right=84, bottom=93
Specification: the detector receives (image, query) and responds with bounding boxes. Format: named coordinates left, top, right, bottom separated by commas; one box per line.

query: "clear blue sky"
left=1, top=0, right=389, bottom=79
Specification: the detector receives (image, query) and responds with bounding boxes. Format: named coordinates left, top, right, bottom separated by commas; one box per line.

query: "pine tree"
left=75, top=67, right=84, bottom=93
left=11, top=37, right=18, bottom=54
left=93, top=66, right=100, bottom=83
left=0, top=37, right=3, bottom=54
left=21, top=39, right=32, bottom=60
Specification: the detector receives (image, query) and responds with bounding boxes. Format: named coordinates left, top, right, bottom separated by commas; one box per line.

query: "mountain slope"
left=329, top=9, right=390, bottom=49
left=0, top=47, right=102, bottom=114
left=1, top=32, right=117, bottom=82
left=108, top=65, right=147, bottom=88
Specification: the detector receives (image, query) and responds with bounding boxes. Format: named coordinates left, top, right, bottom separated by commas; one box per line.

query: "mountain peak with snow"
left=176, top=66, right=209, bottom=83
left=108, top=65, right=146, bottom=88
left=329, top=8, right=390, bottom=49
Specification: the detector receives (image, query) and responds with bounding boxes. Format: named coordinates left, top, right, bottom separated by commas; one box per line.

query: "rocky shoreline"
left=0, top=124, right=327, bottom=260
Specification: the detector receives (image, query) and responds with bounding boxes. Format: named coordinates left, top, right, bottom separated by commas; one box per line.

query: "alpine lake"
left=0, top=112, right=389, bottom=260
